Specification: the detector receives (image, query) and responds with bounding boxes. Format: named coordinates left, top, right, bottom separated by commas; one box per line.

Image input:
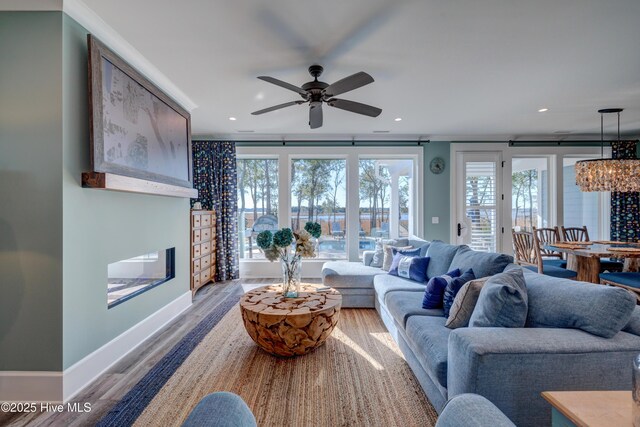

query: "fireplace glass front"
left=107, top=248, right=175, bottom=308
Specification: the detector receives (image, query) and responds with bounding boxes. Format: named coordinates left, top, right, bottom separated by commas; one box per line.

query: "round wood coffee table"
left=239, top=284, right=342, bottom=357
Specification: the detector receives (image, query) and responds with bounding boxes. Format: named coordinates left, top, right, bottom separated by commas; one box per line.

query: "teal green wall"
left=0, top=12, right=191, bottom=372
left=423, top=142, right=451, bottom=242
left=0, top=12, right=64, bottom=371
left=61, top=15, right=190, bottom=369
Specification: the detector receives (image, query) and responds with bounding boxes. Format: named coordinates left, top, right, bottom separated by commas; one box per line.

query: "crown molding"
left=62, top=0, right=197, bottom=112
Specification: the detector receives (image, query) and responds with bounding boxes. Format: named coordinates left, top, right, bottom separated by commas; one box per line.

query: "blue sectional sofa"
left=322, top=239, right=640, bottom=427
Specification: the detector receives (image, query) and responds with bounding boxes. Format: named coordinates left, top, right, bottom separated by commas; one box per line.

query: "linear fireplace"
left=107, top=248, right=175, bottom=308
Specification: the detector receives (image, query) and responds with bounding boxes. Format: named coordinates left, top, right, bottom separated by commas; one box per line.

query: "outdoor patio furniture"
left=331, top=221, right=345, bottom=238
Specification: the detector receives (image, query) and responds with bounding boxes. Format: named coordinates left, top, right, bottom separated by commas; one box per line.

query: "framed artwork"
left=88, top=35, right=193, bottom=189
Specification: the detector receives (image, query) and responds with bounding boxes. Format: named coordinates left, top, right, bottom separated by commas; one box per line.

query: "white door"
left=455, top=152, right=502, bottom=252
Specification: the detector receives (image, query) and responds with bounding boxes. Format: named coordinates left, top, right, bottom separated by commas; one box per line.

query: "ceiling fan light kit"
left=575, top=108, right=640, bottom=193
left=252, top=65, right=382, bottom=129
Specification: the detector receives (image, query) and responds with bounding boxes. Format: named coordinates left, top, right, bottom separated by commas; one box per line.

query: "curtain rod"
left=224, top=140, right=430, bottom=147
left=508, top=140, right=639, bottom=147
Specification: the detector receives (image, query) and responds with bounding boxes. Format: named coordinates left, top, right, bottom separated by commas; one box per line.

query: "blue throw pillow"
left=392, top=247, right=421, bottom=258
left=388, top=254, right=430, bottom=282
left=422, top=268, right=461, bottom=309
left=443, top=268, right=476, bottom=317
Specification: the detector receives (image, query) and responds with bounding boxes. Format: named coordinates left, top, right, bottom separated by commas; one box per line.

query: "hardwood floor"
left=1, top=278, right=318, bottom=427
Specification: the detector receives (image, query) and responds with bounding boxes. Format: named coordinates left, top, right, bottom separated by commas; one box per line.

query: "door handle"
left=457, top=223, right=462, bottom=237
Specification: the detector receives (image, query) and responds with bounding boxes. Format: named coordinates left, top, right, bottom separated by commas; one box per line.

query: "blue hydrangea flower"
left=256, top=230, right=273, bottom=250
left=304, top=221, right=322, bottom=239
left=273, top=228, right=294, bottom=247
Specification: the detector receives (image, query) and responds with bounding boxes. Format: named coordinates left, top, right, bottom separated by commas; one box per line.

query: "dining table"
left=543, top=241, right=640, bottom=284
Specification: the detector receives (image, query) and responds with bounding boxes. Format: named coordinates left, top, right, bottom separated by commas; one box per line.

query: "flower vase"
left=281, top=254, right=302, bottom=298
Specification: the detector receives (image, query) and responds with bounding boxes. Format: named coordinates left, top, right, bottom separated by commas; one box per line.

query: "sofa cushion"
left=322, top=261, right=384, bottom=288
left=524, top=269, right=636, bottom=338
left=442, top=269, right=477, bottom=317
left=469, top=268, right=528, bottom=328
left=388, top=254, right=430, bottom=282
left=405, top=315, right=451, bottom=388
left=386, top=291, right=444, bottom=327
left=422, top=268, right=461, bottom=309
left=436, top=394, right=516, bottom=427
left=446, top=277, right=490, bottom=329
left=449, top=246, right=513, bottom=278
left=382, top=245, right=412, bottom=271
left=623, top=306, right=640, bottom=336
left=374, top=274, right=427, bottom=303
left=426, top=241, right=461, bottom=279
left=408, top=237, right=430, bottom=257
left=370, top=244, right=384, bottom=267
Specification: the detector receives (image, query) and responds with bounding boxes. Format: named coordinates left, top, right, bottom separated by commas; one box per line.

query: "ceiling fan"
left=251, top=65, right=382, bottom=129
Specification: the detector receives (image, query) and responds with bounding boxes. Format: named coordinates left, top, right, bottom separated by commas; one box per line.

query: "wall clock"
left=430, top=157, right=445, bottom=174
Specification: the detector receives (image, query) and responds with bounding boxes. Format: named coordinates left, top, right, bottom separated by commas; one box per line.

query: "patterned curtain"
left=611, top=141, right=640, bottom=242
left=192, top=141, right=239, bottom=281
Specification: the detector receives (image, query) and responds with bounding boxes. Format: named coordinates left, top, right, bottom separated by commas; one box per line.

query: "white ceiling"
left=13, top=0, right=640, bottom=140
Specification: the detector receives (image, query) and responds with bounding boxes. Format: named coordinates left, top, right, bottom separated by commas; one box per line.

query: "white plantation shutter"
left=464, top=161, right=498, bottom=252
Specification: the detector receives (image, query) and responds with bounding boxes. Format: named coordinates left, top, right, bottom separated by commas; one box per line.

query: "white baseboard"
left=63, top=291, right=192, bottom=401
left=0, top=291, right=192, bottom=402
left=0, top=372, right=63, bottom=402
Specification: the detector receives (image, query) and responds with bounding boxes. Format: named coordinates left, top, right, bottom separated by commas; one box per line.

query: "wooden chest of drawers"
left=191, top=209, right=216, bottom=295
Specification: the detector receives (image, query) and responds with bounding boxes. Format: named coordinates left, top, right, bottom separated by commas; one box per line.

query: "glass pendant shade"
left=575, top=108, right=640, bottom=192
left=575, top=158, right=640, bottom=192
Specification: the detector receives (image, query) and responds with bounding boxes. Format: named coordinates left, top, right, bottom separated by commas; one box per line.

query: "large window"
left=452, top=143, right=610, bottom=254
left=237, top=158, right=279, bottom=259
left=511, top=157, right=549, bottom=232
left=236, top=146, right=422, bottom=269
left=359, top=158, right=414, bottom=255
left=291, top=159, right=347, bottom=259
left=563, top=157, right=602, bottom=239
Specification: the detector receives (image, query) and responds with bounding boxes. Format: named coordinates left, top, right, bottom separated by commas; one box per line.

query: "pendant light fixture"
left=575, top=108, right=640, bottom=192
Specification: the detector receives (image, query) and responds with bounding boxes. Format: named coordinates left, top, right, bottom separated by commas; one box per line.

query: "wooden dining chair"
left=561, top=225, right=590, bottom=242
left=512, top=229, right=577, bottom=279
left=532, top=226, right=567, bottom=268
left=512, top=230, right=538, bottom=269
left=561, top=225, right=623, bottom=272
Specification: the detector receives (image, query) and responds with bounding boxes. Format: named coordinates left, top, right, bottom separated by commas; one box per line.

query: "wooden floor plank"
left=1, top=279, right=256, bottom=427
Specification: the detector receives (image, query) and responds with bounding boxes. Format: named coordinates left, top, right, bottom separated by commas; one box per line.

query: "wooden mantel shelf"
left=82, top=172, right=198, bottom=198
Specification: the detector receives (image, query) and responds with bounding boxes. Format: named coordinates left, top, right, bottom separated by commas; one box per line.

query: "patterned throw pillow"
left=370, top=248, right=384, bottom=268
left=382, top=245, right=412, bottom=271
left=442, top=269, right=476, bottom=317
left=445, top=277, right=490, bottom=329
left=422, top=268, right=462, bottom=309
left=388, top=254, right=430, bottom=282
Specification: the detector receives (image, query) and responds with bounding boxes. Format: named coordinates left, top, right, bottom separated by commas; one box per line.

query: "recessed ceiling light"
left=538, top=108, right=549, bottom=113
left=373, top=130, right=390, bottom=133
left=394, top=117, right=402, bottom=122
left=237, top=130, right=255, bottom=133
left=229, top=117, right=237, bottom=121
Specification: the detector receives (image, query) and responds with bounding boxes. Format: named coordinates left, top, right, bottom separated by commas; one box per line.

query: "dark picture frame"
left=88, top=35, right=193, bottom=189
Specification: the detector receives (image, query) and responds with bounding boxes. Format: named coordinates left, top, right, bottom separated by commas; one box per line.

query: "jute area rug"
left=134, top=307, right=438, bottom=427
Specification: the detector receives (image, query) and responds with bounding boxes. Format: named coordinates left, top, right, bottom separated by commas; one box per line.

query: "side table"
left=542, top=390, right=632, bottom=427
left=239, top=284, right=342, bottom=357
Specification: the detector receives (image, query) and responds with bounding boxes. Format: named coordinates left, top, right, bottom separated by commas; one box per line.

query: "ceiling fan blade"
left=327, top=98, right=382, bottom=117
left=322, top=71, right=374, bottom=97
left=257, top=76, right=307, bottom=96
left=309, top=102, right=323, bottom=129
left=251, top=100, right=304, bottom=115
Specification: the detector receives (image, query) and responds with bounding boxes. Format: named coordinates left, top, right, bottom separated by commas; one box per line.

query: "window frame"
left=236, top=145, right=423, bottom=277
left=450, top=143, right=611, bottom=253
